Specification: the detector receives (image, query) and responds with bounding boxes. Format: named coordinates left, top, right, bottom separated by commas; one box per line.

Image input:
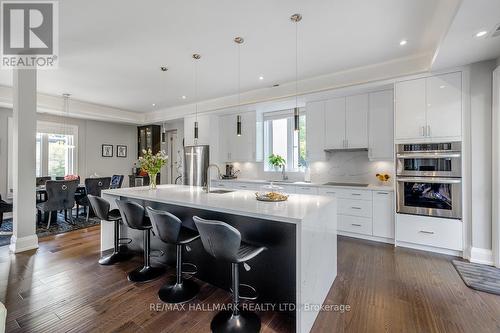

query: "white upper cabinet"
left=426, top=72, right=462, bottom=139
left=369, top=90, right=394, bottom=160
left=345, top=94, right=368, bottom=149
left=395, top=72, right=462, bottom=142
left=395, top=78, right=427, bottom=140
left=219, top=111, right=256, bottom=162
left=324, top=97, right=346, bottom=149
left=305, top=100, right=325, bottom=161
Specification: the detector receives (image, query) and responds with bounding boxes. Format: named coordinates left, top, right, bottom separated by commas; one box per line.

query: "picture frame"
left=102, top=144, right=113, bottom=157
left=116, top=145, right=127, bottom=158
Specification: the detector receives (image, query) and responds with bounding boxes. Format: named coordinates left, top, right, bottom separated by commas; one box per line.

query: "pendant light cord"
left=295, top=19, right=298, bottom=109
left=195, top=59, right=198, bottom=122
left=238, top=41, right=241, bottom=111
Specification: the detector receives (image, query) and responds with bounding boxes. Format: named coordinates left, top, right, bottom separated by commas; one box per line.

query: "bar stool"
left=116, top=200, right=165, bottom=283
left=147, top=207, right=200, bottom=303
left=193, top=216, right=266, bottom=333
left=88, top=195, right=132, bottom=265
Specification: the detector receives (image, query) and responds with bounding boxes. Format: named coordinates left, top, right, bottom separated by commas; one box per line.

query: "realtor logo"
left=1, top=1, right=58, bottom=69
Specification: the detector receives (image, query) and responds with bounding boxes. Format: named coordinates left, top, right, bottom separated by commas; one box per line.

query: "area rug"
left=0, top=212, right=101, bottom=247
left=453, top=260, right=500, bottom=295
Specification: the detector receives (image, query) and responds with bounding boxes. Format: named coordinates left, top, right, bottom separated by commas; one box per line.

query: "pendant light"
left=291, top=13, right=302, bottom=132
left=193, top=53, right=201, bottom=142
left=62, top=93, right=75, bottom=149
left=234, top=36, right=244, bottom=136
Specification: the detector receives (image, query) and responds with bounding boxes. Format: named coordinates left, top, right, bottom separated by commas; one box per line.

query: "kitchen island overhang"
left=101, top=185, right=337, bottom=333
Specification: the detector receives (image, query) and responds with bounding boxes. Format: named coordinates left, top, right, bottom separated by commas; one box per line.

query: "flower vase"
left=149, top=172, right=158, bottom=189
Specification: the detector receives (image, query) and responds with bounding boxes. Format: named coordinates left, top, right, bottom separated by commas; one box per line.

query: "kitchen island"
left=101, top=184, right=337, bottom=333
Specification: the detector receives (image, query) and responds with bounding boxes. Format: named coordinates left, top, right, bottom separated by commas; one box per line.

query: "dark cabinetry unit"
left=138, top=125, right=161, bottom=158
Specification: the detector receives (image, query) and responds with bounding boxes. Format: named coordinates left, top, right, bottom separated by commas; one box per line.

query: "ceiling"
left=0, top=0, right=463, bottom=114
left=431, top=0, right=500, bottom=69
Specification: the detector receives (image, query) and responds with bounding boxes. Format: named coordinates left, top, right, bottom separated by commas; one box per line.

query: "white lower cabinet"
left=295, top=186, right=319, bottom=195
left=338, top=215, right=372, bottom=236
left=372, top=191, right=394, bottom=239
left=396, top=214, right=462, bottom=251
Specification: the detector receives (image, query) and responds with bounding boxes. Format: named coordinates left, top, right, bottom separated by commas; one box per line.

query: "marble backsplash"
left=228, top=151, right=394, bottom=186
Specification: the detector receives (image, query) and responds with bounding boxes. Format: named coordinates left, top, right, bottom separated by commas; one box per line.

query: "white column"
left=493, top=67, right=500, bottom=267
left=9, top=69, right=38, bottom=253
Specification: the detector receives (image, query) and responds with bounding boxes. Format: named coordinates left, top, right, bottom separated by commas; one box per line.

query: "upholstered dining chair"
left=0, top=194, right=13, bottom=229
left=36, top=180, right=79, bottom=229
left=76, top=177, right=111, bottom=222
left=110, top=175, right=124, bottom=189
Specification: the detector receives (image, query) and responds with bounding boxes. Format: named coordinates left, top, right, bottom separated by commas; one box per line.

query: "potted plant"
left=268, top=154, right=287, bottom=179
left=138, top=149, right=167, bottom=189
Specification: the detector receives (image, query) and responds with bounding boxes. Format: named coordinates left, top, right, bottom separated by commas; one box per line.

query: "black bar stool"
left=116, top=200, right=165, bottom=283
left=88, top=195, right=132, bottom=265
left=147, top=207, right=200, bottom=303
left=193, top=216, right=266, bottom=333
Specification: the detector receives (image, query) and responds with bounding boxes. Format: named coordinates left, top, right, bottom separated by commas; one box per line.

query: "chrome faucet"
left=281, top=165, right=288, bottom=181
left=205, top=164, right=221, bottom=193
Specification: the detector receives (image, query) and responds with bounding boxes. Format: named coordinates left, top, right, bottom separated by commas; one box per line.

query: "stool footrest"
left=118, top=237, right=132, bottom=245
left=181, top=262, right=197, bottom=275
left=150, top=249, right=165, bottom=258
left=230, top=283, right=258, bottom=301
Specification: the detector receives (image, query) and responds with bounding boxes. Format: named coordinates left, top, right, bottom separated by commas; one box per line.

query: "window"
left=36, top=122, right=78, bottom=178
left=263, top=109, right=306, bottom=172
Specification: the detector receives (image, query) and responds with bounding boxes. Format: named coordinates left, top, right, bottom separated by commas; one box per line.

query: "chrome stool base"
left=211, top=310, right=261, bottom=333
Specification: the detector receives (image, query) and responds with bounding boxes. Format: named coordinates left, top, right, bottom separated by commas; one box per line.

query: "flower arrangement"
left=138, top=149, right=167, bottom=189
left=376, top=173, right=391, bottom=183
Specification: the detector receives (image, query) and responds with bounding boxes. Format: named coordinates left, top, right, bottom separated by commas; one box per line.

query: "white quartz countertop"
left=214, top=178, right=394, bottom=191
left=102, top=184, right=335, bottom=224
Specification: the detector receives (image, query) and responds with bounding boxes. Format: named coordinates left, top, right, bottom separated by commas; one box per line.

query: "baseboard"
left=9, top=234, right=39, bottom=253
left=470, top=247, right=494, bottom=266
left=395, top=240, right=463, bottom=257
left=338, top=231, right=394, bottom=245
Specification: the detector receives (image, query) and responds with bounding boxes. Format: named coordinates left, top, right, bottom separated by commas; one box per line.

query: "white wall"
left=470, top=60, right=497, bottom=252
left=0, top=107, right=138, bottom=198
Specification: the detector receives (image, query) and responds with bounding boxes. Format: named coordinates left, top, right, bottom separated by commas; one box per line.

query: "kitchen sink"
left=209, top=189, right=235, bottom=194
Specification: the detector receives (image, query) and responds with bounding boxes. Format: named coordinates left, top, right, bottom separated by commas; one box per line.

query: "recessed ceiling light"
left=160, top=66, right=168, bottom=72
left=259, top=76, right=264, bottom=80
left=475, top=30, right=488, bottom=38
left=399, top=39, right=407, bottom=46
left=152, top=103, right=157, bottom=107
left=181, top=95, right=187, bottom=99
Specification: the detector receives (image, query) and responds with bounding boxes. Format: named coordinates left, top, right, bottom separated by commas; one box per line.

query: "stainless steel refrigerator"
left=183, top=145, right=209, bottom=186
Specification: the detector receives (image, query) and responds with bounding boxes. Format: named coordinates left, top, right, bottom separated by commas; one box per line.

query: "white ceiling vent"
left=491, top=23, right=500, bottom=38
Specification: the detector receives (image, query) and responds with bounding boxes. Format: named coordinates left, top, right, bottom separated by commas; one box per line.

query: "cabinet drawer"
left=396, top=214, right=462, bottom=251
left=336, top=189, right=372, bottom=201
left=318, top=188, right=339, bottom=196
left=233, top=183, right=259, bottom=191
left=339, top=199, right=372, bottom=217
left=338, top=215, right=372, bottom=236
left=295, top=186, right=319, bottom=195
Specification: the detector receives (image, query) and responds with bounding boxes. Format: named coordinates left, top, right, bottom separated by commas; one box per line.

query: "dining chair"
left=76, top=177, right=111, bottom=222
left=36, top=180, right=79, bottom=229
left=36, top=176, right=52, bottom=187
left=0, top=194, right=13, bottom=229
left=110, top=175, right=124, bottom=189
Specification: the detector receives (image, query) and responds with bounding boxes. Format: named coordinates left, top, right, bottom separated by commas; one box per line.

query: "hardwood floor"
left=1, top=227, right=499, bottom=333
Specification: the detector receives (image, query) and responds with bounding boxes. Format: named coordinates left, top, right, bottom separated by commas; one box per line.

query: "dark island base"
left=117, top=197, right=297, bottom=314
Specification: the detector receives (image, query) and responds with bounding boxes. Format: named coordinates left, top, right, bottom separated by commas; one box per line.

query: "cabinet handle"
left=351, top=207, right=362, bottom=210
left=345, top=139, right=348, bottom=148
left=325, top=191, right=336, bottom=194
left=427, top=125, right=431, bottom=137
left=351, top=193, right=362, bottom=196
left=376, top=192, right=389, bottom=195
left=421, top=126, right=425, bottom=137
left=351, top=223, right=362, bottom=227
left=419, top=230, right=435, bottom=235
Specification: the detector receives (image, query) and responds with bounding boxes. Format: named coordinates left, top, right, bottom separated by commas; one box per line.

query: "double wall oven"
left=396, top=142, right=462, bottom=219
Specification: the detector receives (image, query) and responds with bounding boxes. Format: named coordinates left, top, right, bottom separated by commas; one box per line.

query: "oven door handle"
left=397, top=177, right=462, bottom=184
left=396, top=153, right=461, bottom=159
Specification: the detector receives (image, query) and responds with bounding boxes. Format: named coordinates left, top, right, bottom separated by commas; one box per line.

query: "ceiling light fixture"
left=259, top=76, right=264, bottom=80
left=152, top=103, right=156, bottom=107
left=192, top=53, right=201, bottom=142
left=291, top=13, right=302, bottom=132
left=475, top=30, right=488, bottom=38
left=399, top=39, right=407, bottom=46
left=160, top=66, right=168, bottom=72
left=182, top=95, right=187, bottom=99
left=235, top=36, right=244, bottom=136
